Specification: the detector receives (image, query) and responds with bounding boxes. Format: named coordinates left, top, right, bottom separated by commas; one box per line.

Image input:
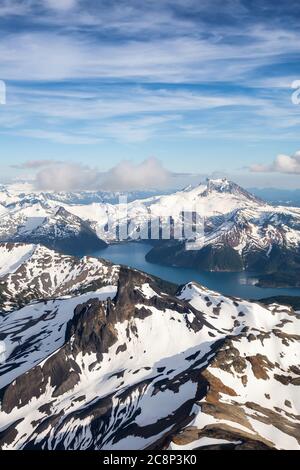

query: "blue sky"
left=1, top=0, right=300, bottom=189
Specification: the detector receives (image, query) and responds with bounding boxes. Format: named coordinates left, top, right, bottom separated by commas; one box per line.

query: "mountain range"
left=0, top=243, right=299, bottom=450
left=1, top=179, right=300, bottom=286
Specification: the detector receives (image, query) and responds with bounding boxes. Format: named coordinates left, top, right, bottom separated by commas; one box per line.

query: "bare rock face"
left=167, top=299, right=300, bottom=451
left=0, top=245, right=300, bottom=450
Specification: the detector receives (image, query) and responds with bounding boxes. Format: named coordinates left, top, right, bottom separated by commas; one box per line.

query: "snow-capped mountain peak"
left=203, top=178, right=262, bottom=203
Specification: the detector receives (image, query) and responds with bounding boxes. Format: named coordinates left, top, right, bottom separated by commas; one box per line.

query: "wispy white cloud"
left=2, top=84, right=269, bottom=144
left=1, top=0, right=300, bottom=174
left=0, top=25, right=300, bottom=83
left=0, top=0, right=30, bottom=16
left=11, top=159, right=62, bottom=169
left=97, top=115, right=181, bottom=143
left=9, top=129, right=103, bottom=145
left=10, top=86, right=249, bottom=120
left=43, top=0, right=78, bottom=11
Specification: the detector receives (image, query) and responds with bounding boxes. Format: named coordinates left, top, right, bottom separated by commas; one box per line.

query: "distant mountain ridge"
left=1, top=179, right=300, bottom=285
left=0, top=199, right=106, bottom=255
left=250, top=187, right=300, bottom=207
left=0, top=182, right=171, bottom=207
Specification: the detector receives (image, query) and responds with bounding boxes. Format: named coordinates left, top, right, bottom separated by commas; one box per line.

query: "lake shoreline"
left=88, top=242, right=300, bottom=301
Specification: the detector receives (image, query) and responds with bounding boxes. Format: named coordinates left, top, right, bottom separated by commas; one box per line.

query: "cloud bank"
left=101, top=158, right=171, bottom=191
left=250, top=151, right=300, bottom=174
left=35, top=163, right=102, bottom=192
left=33, top=158, right=179, bottom=192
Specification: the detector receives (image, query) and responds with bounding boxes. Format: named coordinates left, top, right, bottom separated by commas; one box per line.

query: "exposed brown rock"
left=246, top=354, right=275, bottom=380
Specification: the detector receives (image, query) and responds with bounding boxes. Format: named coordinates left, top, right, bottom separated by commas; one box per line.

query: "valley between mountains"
left=1, top=178, right=300, bottom=287
left=0, top=243, right=300, bottom=450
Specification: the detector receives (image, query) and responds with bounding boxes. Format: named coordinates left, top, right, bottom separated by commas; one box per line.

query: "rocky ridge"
left=0, top=245, right=299, bottom=450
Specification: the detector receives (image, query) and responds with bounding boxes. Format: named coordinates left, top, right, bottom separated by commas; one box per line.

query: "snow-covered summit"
left=204, top=178, right=262, bottom=202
